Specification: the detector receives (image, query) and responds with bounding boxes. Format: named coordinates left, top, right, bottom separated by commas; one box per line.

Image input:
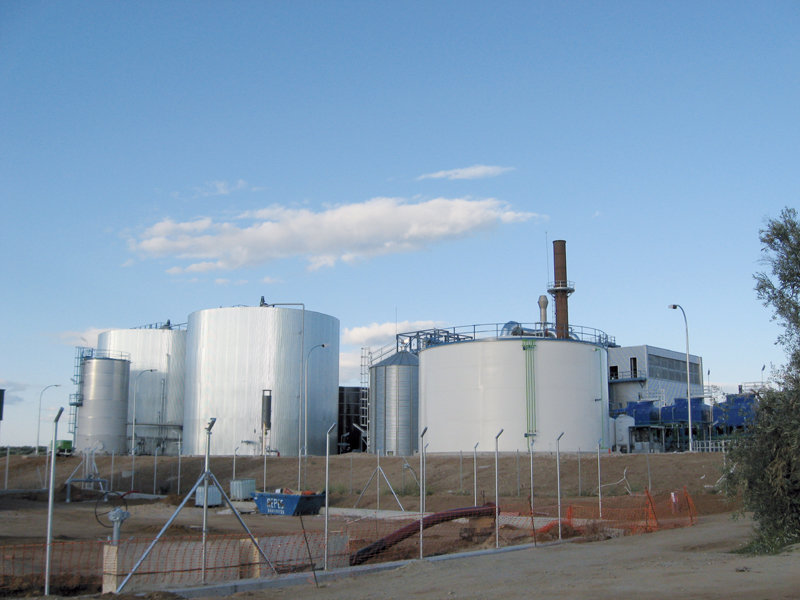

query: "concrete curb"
left=168, top=539, right=565, bottom=598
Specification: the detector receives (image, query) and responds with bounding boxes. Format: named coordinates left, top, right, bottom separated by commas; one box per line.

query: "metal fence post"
left=494, top=429, right=504, bottom=548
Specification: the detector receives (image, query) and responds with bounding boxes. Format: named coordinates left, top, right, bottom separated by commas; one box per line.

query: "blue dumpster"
left=252, top=491, right=326, bottom=516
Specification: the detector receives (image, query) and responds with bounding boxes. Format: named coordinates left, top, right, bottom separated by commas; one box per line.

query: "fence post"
left=153, top=447, right=159, bottom=495
left=459, top=450, right=463, bottom=494
left=494, top=429, right=503, bottom=549
left=419, top=427, right=427, bottom=560
left=473, top=442, right=479, bottom=506
left=597, top=440, right=602, bottom=519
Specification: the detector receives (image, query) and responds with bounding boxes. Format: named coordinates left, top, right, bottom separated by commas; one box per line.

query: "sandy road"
left=199, top=514, right=799, bottom=600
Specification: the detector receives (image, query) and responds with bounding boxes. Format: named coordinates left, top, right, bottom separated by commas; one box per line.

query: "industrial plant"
left=66, top=241, right=756, bottom=459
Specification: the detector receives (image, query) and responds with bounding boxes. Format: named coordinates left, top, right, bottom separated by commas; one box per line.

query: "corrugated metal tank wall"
left=419, top=338, right=610, bottom=453
left=75, top=357, right=130, bottom=454
left=183, top=306, right=339, bottom=456
left=368, top=351, right=419, bottom=456
left=97, top=328, right=186, bottom=455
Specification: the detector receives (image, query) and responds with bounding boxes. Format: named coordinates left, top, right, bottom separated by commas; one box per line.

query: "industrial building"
left=363, top=240, right=709, bottom=456
left=70, top=303, right=339, bottom=457
left=68, top=240, right=734, bottom=459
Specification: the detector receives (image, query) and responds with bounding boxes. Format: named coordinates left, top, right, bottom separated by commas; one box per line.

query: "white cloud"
left=417, top=165, right=515, bottom=181
left=193, top=179, right=249, bottom=197
left=169, top=179, right=259, bottom=201
left=343, top=320, right=443, bottom=347
left=338, top=350, right=363, bottom=386
left=134, top=197, right=540, bottom=273
left=261, top=276, right=281, bottom=284
left=214, top=278, right=248, bottom=286
left=58, top=327, right=110, bottom=348
left=0, top=379, right=27, bottom=404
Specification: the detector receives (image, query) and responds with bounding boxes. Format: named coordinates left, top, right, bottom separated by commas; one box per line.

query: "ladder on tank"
left=68, top=347, right=91, bottom=434
left=359, top=347, right=370, bottom=451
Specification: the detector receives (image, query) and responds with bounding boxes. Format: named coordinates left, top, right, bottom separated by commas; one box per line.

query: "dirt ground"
left=0, top=451, right=733, bottom=545
left=5, top=451, right=786, bottom=600
left=219, top=512, right=799, bottom=600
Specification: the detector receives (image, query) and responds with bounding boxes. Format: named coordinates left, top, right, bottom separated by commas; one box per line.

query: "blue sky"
left=1, top=1, right=798, bottom=446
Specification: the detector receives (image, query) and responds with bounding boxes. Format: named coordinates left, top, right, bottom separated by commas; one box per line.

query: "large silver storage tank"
left=419, top=337, right=610, bottom=453
left=97, top=327, right=186, bottom=455
left=368, top=351, right=419, bottom=456
left=183, top=305, right=339, bottom=456
left=74, top=356, right=131, bottom=454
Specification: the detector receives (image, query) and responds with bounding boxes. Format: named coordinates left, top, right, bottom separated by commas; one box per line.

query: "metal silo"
left=183, top=305, right=339, bottom=456
left=74, top=356, right=130, bottom=454
left=369, top=351, right=419, bottom=456
left=98, top=326, right=186, bottom=455
left=419, top=336, right=610, bottom=453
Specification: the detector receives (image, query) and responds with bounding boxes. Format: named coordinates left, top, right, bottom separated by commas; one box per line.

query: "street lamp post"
left=301, top=343, right=327, bottom=489
left=131, top=369, right=156, bottom=491
left=668, top=304, right=693, bottom=452
left=556, top=432, right=564, bottom=541
left=323, top=421, right=336, bottom=570
left=494, top=429, right=504, bottom=549
left=36, top=384, right=61, bottom=456
left=131, top=369, right=156, bottom=456
left=44, top=407, right=64, bottom=596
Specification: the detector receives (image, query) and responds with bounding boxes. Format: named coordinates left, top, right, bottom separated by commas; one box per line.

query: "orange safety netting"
left=0, top=489, right=698, bottom=596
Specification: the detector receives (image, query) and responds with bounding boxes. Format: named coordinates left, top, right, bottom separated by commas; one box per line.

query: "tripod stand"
left=117, top=418, right=276, bottom=593
left=354, top=452, right=405, bottom=511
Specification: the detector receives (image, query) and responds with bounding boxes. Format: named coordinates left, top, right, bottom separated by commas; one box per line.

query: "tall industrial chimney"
left=548, top=240, right=575, bottom=339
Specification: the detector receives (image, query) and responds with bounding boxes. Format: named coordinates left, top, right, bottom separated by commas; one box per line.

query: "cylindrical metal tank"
left=369, top=351, right=419, bottom=456
left=98, top=327, right=186, bottom=455
left=75, top=357, right=130, bottom=454
left=183, top=306, right=339, bottom=456
left=419, top=337, right=610, bottom=453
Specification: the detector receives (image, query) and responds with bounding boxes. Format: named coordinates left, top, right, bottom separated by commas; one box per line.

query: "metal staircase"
left=68, top=347, right=92, bottom=434
left=359, top=347, right=370, bottom=450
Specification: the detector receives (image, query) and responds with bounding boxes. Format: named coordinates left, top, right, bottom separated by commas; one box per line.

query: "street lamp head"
left=54, top=407, right=64, bottom=422
left=557, top=431, right=565, bottom=441
left=206, top=417, right=217, bottom=432
left=668, top=304, right=678, bottom=309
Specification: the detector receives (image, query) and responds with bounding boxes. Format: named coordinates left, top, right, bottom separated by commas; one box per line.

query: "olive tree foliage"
left=725, top=388, right=800, bottom=551
left=725, top=207, right=800, bottom=551
left=754, top=207, right=800, bottom=383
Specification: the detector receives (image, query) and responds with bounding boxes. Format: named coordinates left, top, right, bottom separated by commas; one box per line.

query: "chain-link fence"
left=1, top=450, right=703, bottom=596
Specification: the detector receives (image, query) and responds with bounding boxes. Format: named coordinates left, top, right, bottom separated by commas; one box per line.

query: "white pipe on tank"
left=538, top=295, right=548, bottom=326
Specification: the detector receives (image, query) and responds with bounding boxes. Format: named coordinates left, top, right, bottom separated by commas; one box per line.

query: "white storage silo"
left=419, top=337, right=610, bottom=453
left=183, top=305, right=339, bottom=456
left=75, top=356, right=130, bottom=454
left=98, top=326, right=186, bottom=455
left=369, top=351, right=419, bottom=456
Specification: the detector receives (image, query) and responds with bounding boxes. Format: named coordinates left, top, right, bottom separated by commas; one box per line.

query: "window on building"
left=647, top=354, right=701, bottom=384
